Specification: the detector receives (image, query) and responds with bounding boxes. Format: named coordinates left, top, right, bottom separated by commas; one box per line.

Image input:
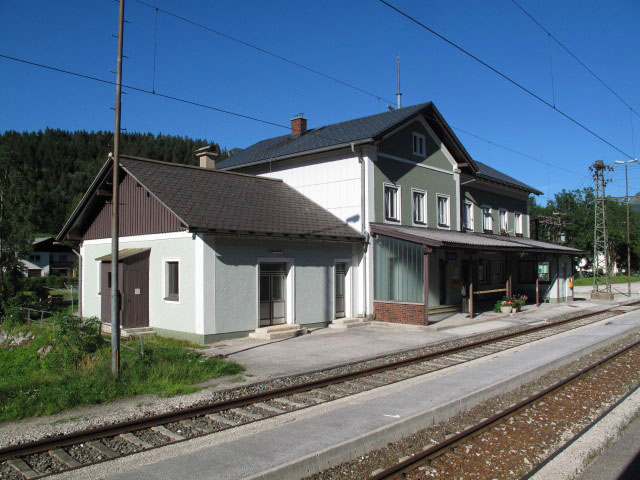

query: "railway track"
left=1, top=302, right=639, bottom=479
left=367, top=337, right=640, bottom=480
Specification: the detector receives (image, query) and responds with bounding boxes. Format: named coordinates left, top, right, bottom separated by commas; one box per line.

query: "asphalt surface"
left=579, top=413, right=640, bottom=480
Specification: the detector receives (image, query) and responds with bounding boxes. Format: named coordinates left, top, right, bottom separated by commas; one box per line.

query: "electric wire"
left=127, top=0, right=587, bottom=179
left=510, top=0, right=640, bottom=119
left=132, top=0, right=391, bottom=105
left=0, top=53, right=585, bottom=185
left=376, top=0, right=633, bottom=159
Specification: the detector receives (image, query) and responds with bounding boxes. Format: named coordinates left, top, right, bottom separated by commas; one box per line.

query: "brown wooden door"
left=100, top=261, right=122, bottom=325
left=122, top=251, right=150, bottom=328
left=100, top=252, right=149, bottom=329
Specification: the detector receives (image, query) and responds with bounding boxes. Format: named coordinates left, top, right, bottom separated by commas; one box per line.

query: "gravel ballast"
left=0, top=303, right=630, bottom=453
left=304, top=331, right=640, bottom=480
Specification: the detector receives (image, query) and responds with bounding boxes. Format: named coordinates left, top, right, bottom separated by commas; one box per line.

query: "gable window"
left=384, top=184, right=400, bottom=222
left=412, top=132, right=426, bottom=157
left=515, top=212, right=523, bottom=235
left=499, top=209, right=508, bottom=234
left=437, top=195, right=450, bottom=228
left=412, top=189, right=426, bottom=225
left=165, top=260, right=179, bottom=301
left=463, top=201, right=474, bottom=231
left=482, top=206, right=492, bottom=232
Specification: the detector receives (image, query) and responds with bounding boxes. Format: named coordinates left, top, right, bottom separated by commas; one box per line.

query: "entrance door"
left=100, top=251, right=150, bottom=329
left=335, top=262, right=346, bottom=319
left=259, top=263, right=287, bottom=327
left=100, top=261, right=122, bottom=325
left=121, top=251, right=150, bottom=328
left=439, top=259, right=447, bottom=305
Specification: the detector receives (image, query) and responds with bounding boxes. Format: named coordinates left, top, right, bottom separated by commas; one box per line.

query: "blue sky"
left=2, top=0, right=639, bottom=201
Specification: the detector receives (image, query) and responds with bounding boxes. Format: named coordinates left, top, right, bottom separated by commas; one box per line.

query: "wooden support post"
left=536, top=278, right=540, bottom=307
left=423, top=247, right=430, bottom=326
left=469, top=281, right=474, bottom=319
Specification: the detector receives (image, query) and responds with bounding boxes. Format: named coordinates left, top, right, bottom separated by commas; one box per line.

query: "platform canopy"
left=369, top=223, right=585, bottom=255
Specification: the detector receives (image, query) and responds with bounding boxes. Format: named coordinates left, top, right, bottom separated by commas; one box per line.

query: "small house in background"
left=20, top=237, right=75, bottom=277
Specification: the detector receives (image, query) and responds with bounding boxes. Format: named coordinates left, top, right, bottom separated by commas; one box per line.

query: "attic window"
left=412, top=132, right=426, bottom=157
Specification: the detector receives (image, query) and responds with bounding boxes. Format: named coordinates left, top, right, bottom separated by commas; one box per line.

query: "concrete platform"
left=57, top=308, right=640, bottom=480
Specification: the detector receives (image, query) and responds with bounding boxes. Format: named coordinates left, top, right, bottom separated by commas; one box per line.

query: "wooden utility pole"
left=111, top=0, right=125, bottom=378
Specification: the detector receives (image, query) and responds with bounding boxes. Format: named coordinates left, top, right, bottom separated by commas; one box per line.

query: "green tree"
left=0, top=145, right=34, bottom=302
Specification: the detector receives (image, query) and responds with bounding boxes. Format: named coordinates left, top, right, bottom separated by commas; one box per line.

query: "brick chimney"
left=290, top=114, right=307, bottom=136
left=195, top=145, right=220, bottom=169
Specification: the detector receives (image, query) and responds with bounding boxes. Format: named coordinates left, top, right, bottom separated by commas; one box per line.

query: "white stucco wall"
left=212, top=236, right=359, bottom=334
left=81, top=232, right=198, bottom=333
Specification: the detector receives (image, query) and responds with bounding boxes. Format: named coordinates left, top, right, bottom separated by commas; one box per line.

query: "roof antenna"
left=396, top=56, right=402, bottom=109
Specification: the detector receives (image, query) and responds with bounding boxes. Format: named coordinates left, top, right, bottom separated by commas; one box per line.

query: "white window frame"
left=162, top=257, right=181, bottom=304
left=436, top=194, right=450, bottom=229
left=383, top=183, right=401, bottom=223
left=411, top=188, right=427, bottom=226
left=515, top=211, right=523, bottom=235
left=499, top=209, right=508, bottom=234
left=482, top=205, right=493, bottom=232
left=412, top=132, right=426, bottom=157
left=463, top=201, right=474, bottom=231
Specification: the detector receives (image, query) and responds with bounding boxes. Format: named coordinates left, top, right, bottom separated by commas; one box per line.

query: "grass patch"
left=574, top=275, right=640, bottom=286
left=0, top=323, right=243, bottom=423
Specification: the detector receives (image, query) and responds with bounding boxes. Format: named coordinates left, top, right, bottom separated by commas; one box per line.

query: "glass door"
left=335, top=262, right=346, bottom=318
left=259, top=263, right=287, bottom=327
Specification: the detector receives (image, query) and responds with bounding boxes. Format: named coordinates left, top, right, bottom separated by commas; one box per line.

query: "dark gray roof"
left=217, top=103, right=435, bottom=170
left=474, top=160, right=543, bottom=195
left=58, top=156, right=363, bottom=242
left=219, top=101, right=540, bottom=195
left=370, top=223, right=584, bottom=254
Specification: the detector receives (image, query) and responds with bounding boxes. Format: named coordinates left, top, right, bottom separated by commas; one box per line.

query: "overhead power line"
left=128, top=1, right=587, bottom=177
left=376, top=0, right=633, bottom=159
left=510, top=0, right=640, bottom=118
left=1, top=52, right=588, bottom=184
left=132, top=0, right=393, bottom=105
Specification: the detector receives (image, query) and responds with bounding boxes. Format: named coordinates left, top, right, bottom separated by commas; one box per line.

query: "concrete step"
left=329, top=317, right=371, bottom=329
left=428, top=304, right=461, bottom=314
left=249, top=324, right=304, bottom=341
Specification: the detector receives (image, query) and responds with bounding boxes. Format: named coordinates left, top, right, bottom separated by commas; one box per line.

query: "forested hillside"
left=0, top=129, right=225, bottom=234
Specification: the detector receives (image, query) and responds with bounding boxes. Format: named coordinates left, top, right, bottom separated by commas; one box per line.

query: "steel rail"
left=368, top=337, right=640, bottom=480
left=0, top=301, right=637, bottom=467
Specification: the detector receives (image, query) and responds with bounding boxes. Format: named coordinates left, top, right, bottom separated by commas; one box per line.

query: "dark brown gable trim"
left=82, top=172, right=185, bottom=240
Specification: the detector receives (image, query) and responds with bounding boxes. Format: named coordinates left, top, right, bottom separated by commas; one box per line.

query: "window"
left=29, top=254, right=41, bottom=261
left=165, top=261, right=179, bottom=301
left=384, top=184, right=399, bottom=222
left=482, top=206, right=492, bottom=232
left=515, top=212, right=523, bottom=235
left=374, top=235, right=424, bottom=303
left=412, top=189, right=426, bottom=225
left=479, top=259, right=491, bottom=284
left=437, top=195, right=450, bottom=228
left=463, top=202, right=474, bottom=231
left=499, top=260, right=508, bottom=283
left=412, top=132, right=425, bottom=157
left=499, top=209, right=508, bottom=233
left=537, top=261, right=550, bottom=282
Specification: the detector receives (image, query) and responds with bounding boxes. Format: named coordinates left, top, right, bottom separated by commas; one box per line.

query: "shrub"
left=53, top=314, right=102, bottom=367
